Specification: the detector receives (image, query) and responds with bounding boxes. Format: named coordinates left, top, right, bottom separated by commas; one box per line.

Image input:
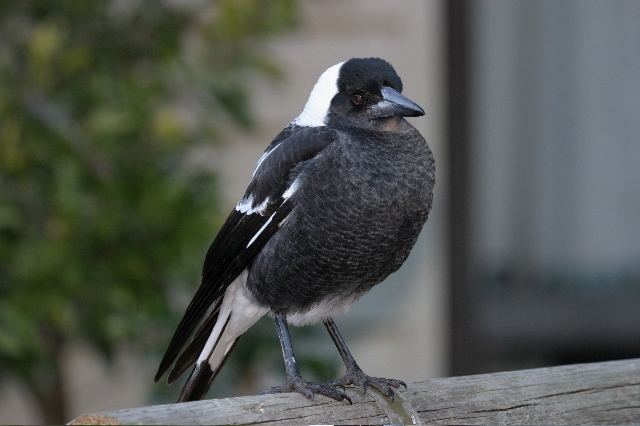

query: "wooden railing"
left=69, top=358, right=640, bottom=425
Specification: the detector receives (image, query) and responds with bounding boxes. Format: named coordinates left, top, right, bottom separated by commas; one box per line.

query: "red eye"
left=352, top=93, right=365, bottom=105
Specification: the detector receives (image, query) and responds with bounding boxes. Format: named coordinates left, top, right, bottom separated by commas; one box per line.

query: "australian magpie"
left=155, top=57, right=435, bottom=403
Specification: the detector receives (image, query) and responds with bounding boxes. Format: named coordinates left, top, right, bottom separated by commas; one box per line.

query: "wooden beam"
left=69, top=358, right=640, bottom=425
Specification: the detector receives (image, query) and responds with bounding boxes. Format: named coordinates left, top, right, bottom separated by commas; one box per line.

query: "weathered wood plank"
left=409, top=358, right=640, bottom=425
left=69, top=358, right=640, bottom=425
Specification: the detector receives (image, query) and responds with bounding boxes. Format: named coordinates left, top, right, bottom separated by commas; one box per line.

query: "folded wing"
left=154, top=125, right=338, bottom=382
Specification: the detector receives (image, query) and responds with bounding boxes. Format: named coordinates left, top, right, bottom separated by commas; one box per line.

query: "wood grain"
left=68, top=358, right=640, bottom=425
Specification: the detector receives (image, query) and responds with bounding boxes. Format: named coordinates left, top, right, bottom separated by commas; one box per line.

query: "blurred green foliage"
left=0, top=0, right=297, bottom=422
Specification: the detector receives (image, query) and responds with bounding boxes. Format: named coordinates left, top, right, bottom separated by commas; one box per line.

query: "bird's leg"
left=262, top=313, right=351, bottom=403
left=323, top=318, right=406, bottom=399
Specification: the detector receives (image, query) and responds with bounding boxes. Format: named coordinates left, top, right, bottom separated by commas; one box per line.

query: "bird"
left=154, top=57, right=435, bottom=403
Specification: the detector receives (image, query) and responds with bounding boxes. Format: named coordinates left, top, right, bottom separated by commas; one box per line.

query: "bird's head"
left=293, top=58, right=425, bottom=129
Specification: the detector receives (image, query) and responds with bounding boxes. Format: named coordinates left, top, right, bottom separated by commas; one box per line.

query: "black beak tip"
left=378, top=86, right=426, bottom=119
left=408, top=105, right=426, bottom=117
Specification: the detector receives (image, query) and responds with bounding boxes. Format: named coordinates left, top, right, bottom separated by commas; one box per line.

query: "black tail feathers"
left=176, top=338, right=241, bottom=402
left=178, top=362, right=215, bottom=402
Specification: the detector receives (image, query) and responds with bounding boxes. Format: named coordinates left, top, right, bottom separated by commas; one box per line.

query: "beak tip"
left=405, top=105, right=425, bottom=117
left=378, top=86, right=426, bottom=118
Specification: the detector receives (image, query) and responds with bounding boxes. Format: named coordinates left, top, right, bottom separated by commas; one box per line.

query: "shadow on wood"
left=69, top=358, right=640, bottom=425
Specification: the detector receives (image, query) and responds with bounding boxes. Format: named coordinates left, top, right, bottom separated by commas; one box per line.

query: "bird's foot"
left=262, top=376, right=352, bottom=404
left=326, top=366, right=406, bottom=400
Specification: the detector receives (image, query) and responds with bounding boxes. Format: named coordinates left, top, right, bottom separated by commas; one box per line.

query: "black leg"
left=324, top=317, right=360, bottom=370
left=262, top=313, right=351, bottom=403
left=274, top=312, right=303, bottom=379
left=323, top=317, right=406, bottom=399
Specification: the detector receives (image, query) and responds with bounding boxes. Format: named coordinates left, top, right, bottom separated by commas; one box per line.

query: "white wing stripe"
left=253, top=143, right=281, bottom=178
left=246, top=212, right=276, bottom=248
left=235, top=195, right=254, bottom=213
left=235, top=195, right=269, bottom=215
left=282, top=178, right=300, bottom=200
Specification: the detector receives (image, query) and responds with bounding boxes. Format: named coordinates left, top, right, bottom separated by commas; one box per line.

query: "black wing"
left=155, top=125, right=338, bottom=382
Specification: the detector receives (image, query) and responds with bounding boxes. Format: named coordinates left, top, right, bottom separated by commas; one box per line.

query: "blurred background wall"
left=0, top=0, right=444, bottom=423
left=2, top=0, right=640, bottom=424
left=447, top=0, right=640, bottom=375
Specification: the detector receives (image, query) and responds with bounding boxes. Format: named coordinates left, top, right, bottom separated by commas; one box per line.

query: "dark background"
left=447, top=0, right=640, bottom=375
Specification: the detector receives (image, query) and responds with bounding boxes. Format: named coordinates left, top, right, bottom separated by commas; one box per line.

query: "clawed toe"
left=315, top=384, right=352, bottom=404
left=331, top=368, right=406, bottom=400
left=262, top=379, right=352, bottom=404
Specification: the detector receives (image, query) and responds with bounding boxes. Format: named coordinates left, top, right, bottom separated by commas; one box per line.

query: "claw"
left=262, top=378, right=354, bottom=404
left=322, top=379, right=346, bottom=393
left=328, top=369, right=406, bottom=401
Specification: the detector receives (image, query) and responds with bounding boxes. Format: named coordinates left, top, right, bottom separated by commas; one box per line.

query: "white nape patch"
left=293, top=61, right=345, bottom=127
left=197, top=271, right=268, bottom=366
left=236, top=195, right=269, bottom=215
left=287, top=293, right=362, bottom=326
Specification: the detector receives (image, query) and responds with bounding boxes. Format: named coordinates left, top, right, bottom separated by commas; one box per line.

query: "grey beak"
left=371, top=86, right=425, bottom=118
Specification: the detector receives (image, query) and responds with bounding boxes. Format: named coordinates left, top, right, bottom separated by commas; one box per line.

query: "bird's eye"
left=352, top=93, right=365, bottom=106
